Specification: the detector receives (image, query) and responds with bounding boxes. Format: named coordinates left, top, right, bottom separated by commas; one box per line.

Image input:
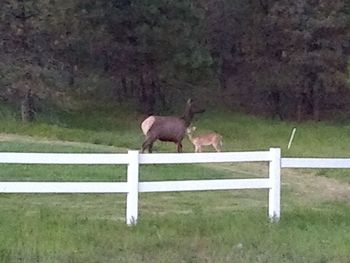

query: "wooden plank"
left=139, top=151, right=272, bottom=164
left=139, top=178, right=270, bottom=192
left=0, top=153, right=129, bottom=164
left=282, top=158, right=350, bottom=168
left=0, top=182, right=128, bottom=193
left=126, top=150, right=139, bottom=225
left=268, top=148, right=281, bottom=221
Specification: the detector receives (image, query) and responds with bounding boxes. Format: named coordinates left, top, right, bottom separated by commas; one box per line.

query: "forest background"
left=0, top=0, right=349, bottom=122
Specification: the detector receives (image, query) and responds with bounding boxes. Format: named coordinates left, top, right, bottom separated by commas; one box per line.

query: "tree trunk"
left=68, top=64, right=75, bottom=86
left=311, top=79, right=322, bottom=121
left=138, top=64, right=155, bottom=115
left=21, top=88, right=35, bottom=122
left=296, top=92, right=305, bottom=122
left=270, top=90, right=283, bottom=120
left=218, top=58, right=228, bottom=91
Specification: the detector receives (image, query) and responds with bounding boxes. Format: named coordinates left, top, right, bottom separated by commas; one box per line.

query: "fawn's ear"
left=192, top=126, right=197, bottom=131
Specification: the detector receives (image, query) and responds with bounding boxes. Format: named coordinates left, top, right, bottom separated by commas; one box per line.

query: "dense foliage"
left=0, top=0, right=349, bottom=120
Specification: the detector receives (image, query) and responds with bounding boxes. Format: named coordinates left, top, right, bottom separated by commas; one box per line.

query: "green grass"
left=0, top=199, right=350, bottom=263
left=1, top=102, right=349, bottom=157
left=198, top=109, right=350, bottom=157
left=315, top=168, right=350, bottom=184
left=0, top=102, right=350, bottom=262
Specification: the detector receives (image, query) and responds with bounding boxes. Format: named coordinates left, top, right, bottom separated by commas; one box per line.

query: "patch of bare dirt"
left=0, top=133, right=123, bottom=151
left=282, top=168, right=350, bottom=203
left=202, top=161, right=350, bottom=204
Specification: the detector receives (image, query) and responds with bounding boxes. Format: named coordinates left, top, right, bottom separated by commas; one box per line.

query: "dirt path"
left=0, top=133, right=123, bottom=151
left=282, top=168, right=350, bottom=204
left=201, top=161, right=350, bottom=204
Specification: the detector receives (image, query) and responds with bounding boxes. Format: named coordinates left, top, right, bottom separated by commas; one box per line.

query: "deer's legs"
left=141, top=142, right=147, bottom=153
left=194, top=145, right=199, bottom=153
left=213, top=143, right=221, bottom=152
left=176, top=142, right=183, bottom=153
left=142, top=137, right=155, bottom=153
left=148, top=142, right=154, bottom=153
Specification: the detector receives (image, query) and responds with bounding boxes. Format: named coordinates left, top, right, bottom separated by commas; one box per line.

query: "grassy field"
left=0, top=103, right=350, bottom=262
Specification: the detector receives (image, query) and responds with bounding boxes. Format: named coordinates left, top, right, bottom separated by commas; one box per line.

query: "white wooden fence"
left=282, top=158, right=350, bottom=169
left=1, top=148, right=349, bottom=225
left=0, top=148, right=281, bottom=225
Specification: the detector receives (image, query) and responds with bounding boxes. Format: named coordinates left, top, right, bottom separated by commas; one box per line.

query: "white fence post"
left=126, top=150, right=139, bottom=225
left=268, top=148, right=281, bottom=222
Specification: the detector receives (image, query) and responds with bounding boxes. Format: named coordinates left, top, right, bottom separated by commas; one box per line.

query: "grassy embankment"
left=0, top=103, right=349, bottom=262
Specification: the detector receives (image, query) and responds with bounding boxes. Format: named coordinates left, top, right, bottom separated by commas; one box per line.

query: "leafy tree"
left=78, top=0, right=213, bottom=114
left=0, top=0, right=80, bottom=120
left=206, top=0, right=349, bottom=120
left=1, top=0, right=349, bottom=121
left=263, top=0, right=350, bottom=120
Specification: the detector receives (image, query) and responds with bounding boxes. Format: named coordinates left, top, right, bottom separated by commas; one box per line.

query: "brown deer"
left=186, top=126, right=223, bottom=153
left=141, top=99, right=205, bottom=153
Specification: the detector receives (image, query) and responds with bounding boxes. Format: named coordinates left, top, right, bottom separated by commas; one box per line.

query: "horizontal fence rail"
left=0, top=151, right=275, bottom=165
left=0, top=182, right=128, bottom=193
left=0, top=148, right=281, bottom=225
left=139, top=151, right=273, bottom=164
left=282, top=158, right=350, bottom=168
left=0, top=153, right=129, bottom=164
left=139, top=179, right=271, bottom=192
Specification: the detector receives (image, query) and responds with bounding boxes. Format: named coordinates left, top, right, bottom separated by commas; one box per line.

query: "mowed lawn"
left=0, top=107, right=350, bottom=262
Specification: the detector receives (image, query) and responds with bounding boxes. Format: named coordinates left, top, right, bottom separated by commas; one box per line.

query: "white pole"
left=287, top=128, right=297, bottom=150
left=268, top=148, right=281, bottom=222
left=126, top=150, right=139, bottom=225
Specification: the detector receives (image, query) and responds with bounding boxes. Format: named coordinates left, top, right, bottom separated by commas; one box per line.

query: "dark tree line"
left=0, top=0, right=349, bottom=121
left=205, top=0, right=350, bottom=120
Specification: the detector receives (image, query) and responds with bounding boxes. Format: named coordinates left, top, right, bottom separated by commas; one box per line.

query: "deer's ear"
left=187, top=98, right=193, bottom=104
left=192, top=126, right=196, bottom=131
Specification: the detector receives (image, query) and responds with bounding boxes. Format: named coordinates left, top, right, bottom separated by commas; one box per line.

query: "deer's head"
left=183, top=99, right=205, bottom=126
left=186, top=126, right=197, bottom=134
